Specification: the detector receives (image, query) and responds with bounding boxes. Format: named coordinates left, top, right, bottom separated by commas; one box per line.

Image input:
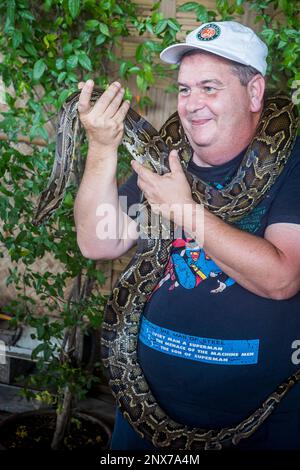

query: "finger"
left=137, top=177, right=148, bottom=196
left=169, top=150, right=182, bottom=173
left=92, top=81, right=122, bottom=115
left=131, top=160, right=147, bottom=177
left=103, top=86, right=125, bottom=118
left=131, top=162, right=155, bottom=193
left=77, top=79, right=94, bottom=115
left=115, top=99, right=131, bottom=123
left=136, top=174, right=143, bottom=191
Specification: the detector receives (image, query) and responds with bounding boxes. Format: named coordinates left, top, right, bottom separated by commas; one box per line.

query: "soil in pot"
left=0, top=409, right=111, bottom=450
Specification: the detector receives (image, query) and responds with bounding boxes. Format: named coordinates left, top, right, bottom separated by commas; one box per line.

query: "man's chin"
left=185, top=130, right=214, bottom=148
left=191, top=138, right=213, bottom=149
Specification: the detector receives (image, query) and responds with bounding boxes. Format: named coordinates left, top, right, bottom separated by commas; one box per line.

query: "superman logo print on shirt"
left=150, top=238, right=235, bottom=296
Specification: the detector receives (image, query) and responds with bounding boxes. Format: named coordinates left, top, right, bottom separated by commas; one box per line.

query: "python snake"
left=34, top=88, right=299, bottom=449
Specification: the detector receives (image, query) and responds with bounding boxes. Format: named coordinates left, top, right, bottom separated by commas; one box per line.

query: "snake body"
left=34, top=89, right=299, bottom=449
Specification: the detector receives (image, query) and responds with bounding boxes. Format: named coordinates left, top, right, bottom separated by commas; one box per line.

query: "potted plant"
left=0, top=270, right=112, bottom=450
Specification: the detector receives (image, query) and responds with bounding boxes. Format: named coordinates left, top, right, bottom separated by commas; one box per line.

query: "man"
left=74, top=21, right=300, bottom=450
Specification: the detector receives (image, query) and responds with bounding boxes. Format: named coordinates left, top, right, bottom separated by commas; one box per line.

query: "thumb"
left=169, top=150, right=182, bottom=173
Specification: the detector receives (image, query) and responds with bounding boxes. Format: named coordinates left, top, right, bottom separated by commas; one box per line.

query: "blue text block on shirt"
left=139, top=316, right=259, bottom=365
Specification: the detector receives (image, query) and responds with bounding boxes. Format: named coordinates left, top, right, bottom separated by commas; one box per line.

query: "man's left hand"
left=131, top=150, right=194, bottom=223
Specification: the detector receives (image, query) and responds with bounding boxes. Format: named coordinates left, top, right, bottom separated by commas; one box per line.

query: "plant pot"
left=0, top=408, right=112, bottom=450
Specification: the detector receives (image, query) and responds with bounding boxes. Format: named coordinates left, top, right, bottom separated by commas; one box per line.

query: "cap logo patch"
left=197, top=23, right=221, bottom=41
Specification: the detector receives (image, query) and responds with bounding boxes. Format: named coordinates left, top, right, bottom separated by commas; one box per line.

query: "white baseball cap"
left=160, top=21, right=268, bottom=76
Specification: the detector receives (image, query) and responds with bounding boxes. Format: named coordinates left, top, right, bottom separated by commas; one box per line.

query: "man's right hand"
left=77, top=80, right=130, bottom=154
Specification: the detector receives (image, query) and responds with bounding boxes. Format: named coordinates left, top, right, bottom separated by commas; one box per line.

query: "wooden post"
left=160, top=0, right=176, bottom=17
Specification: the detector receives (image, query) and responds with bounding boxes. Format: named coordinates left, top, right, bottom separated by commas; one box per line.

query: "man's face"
left=177, top=53, right=253, bottom=164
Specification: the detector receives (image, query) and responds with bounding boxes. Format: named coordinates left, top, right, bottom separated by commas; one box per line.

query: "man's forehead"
left=178, top=52, right=233, bottom=75
left=177, top=78, right=224, bottom=86
left=179, top=50, right=231, bottom=66
left=177, top=55, right=235, bottom=86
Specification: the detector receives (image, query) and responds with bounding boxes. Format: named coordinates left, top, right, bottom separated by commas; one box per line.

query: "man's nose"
left=185, top=89, right=206, bottom=113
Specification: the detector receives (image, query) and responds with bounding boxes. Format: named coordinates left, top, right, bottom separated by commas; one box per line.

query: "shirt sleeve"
left=118, top=171, right=142, bottom=220
left=267, top=155, right=300, bottom=226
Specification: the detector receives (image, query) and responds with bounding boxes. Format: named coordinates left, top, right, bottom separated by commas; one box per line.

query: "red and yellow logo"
left=197, top=23, right=221, bottom=41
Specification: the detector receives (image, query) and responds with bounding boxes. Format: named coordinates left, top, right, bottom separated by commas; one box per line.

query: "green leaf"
left=56, top=58, right=65, bottom=70
left=278, top=40, right=287, bottom=49
left=145, top=22, right=154, bottom=34
left=58, top=89, right=71, bottom=107
left=66, top=55, right=79, bottom=69
left=20, top=10, right=35, bottom=21
left=124, top=87, right=132, bottom=101
left=128, top=66, right=141, bottom=74
left=68, top=0, right=81, bottom=19
left=31, top=343, right=45, bottom=359
left=144, top=41, right=161, bottom=53
left=151, top=11, right=163, bottom=24
left=57, top=71, right=67, bottom=84
left=12, top=30, right=22, bottom=49
left=136, top=75, right=147, bottom=92
left=33, top=59, right=47, bottom=81
left=78, top=53, right=92, bottom=71
left=152, top=1, right=161, bottom=10
left=155, top=19, right=168, bottom=35
left=235, top=5, right=245, bottom=15
left=36, top=126, right=49, bottom=141
left=99, top=23, right=110, bottom=37
left=101, top=0, right=112, bottom=10
left=167, top=19, right=180, bottom=32
left=95, top=34, right=106, bottom=46
left=67, top=72, right=79, bottom=83
left=195, top=5, right=210, bottom=22
left=64, top=193, right=74, bottom=207
left=177, top=2, right=199, bottom=12
left=93, top=270, right=106, bottom=285
left=63, top=43, right=73, bottom=55
left=86, top=19, right=99, bottom=30
left=119, top=62, right=128, bottom=77
left=4, top=0, right=16, bottom=33
left=135, top=44, right=144, bottom=62
left=44, top=0, right=53, bottom=12
left=24, top=43, right=38, bottom=58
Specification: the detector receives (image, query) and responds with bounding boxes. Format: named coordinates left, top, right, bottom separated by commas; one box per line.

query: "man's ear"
left=247, top=74, right=265, bottom=112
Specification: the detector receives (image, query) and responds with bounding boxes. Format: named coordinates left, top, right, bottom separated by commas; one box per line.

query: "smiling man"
left=74, top=21, right=300, bottom=450
left=176, top=53, right=264, bottom=166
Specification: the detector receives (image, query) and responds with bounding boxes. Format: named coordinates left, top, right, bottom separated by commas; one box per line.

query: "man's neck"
left=192, top=141, right=249, bottom=167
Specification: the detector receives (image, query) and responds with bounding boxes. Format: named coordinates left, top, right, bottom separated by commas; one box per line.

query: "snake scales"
left=34, top=89, right=299, bottom=450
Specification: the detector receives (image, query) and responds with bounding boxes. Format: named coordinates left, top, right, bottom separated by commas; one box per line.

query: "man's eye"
left=203, top=86, right=217, bottom=94
left=178, top=87, right=189, bottom=95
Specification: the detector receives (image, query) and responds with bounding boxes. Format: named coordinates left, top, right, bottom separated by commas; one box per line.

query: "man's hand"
left=77, top=80, right=130, bottom=153
left=131, top=150, right=195, bottom=224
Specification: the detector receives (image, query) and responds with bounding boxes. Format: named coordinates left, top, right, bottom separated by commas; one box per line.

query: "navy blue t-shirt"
left=116, top=137, right=300, bottom=449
